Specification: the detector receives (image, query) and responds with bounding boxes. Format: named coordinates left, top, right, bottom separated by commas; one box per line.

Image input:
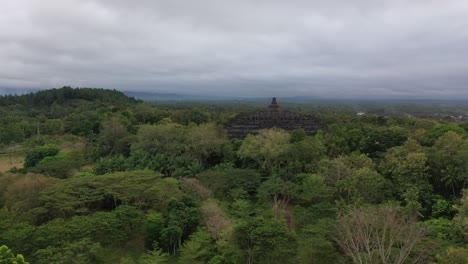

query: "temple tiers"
left=225, top=97, right=324, bottom=139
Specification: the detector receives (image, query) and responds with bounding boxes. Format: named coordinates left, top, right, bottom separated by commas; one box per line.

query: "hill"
left=0, top=86, right=139, bottom=107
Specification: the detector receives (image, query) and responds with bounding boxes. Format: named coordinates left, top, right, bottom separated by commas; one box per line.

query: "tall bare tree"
left=335, top=206, right=426, bottom=264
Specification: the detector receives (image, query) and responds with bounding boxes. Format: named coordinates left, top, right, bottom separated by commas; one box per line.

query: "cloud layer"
left=1, top=0, right=468, bottom=98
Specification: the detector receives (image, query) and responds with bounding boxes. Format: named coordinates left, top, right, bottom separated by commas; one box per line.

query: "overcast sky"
left=1, top=0, right=468, bottom=98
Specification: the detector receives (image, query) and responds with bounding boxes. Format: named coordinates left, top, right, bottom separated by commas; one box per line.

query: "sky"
left=1, top=0, right=468, bottom=99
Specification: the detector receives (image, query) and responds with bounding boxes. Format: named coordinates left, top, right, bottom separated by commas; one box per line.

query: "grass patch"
left=0, top=154, right=23, bottom=172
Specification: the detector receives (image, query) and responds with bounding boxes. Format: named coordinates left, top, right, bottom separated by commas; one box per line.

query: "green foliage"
left=184, top=123, right=227, bottom=163
left=179, top=229, right=215, bottom=264
left=4, top=94, right=468, bottom=263
left=426, top=123, right=466, bottom=142
left=258, top=175, right=299, bottom=218
left=435, top=246, right=468, bottom=264
left=432, top=198, right=456, bottom=219
left=453, top=189, right=468, bottom=243
left=160, top=196, right=200, bottom=255
left=290, top=128, right=307, bottom=143
left=198, top=168, right=261, bottom=201
left=33, top=238, right=102, bottom=264
left=425, top=218, right=459, bottom=241
left=93, top=155, right=128, bottom=175
left=380, top=139, right=431, bottom=202
left=359, top=127, right=407, bottom=158
left=297, top=219, right=342, bottom=264
left=238, top=128, right=291, bottom=174
left=39, top=170, right=180, bottom=218
left=336, top=167, right=390, bottom=204
left=0, top=245, right=29, bottom=264
left=0, top=124, right=26, bottom=145
left=96, top=118, right=132, bottom=157
left=134, top=246, right=170, bottom=264
left=35, top=205, right=144, bottom=246
left=132, top=123, right=185, bottom=157
left=30, top=154, right=81, bottom=178
left=132, top=122, right=226, bottom=168
left=0, top=87, right=138, bottom=107
left=299, top=174, right=332, bottom=205
left=288, top=136, right=326, bottom=172
left=318, top=153, right=374, bottom=186
left=24, top=144, right=59, bottom=168
left=1, top=206, right=144, bottom=262
left=180, top=107, right=210, bottom=125
left=144, top=213, right=165, bottom=249
left=429, top=132, right=468, bottom=197
left=325, top=123, right=365, bottom=156
left=234, top=217, right=297, bottom=264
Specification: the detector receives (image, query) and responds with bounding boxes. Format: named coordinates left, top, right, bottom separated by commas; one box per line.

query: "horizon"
left=3, top=86, right=468, bottom=103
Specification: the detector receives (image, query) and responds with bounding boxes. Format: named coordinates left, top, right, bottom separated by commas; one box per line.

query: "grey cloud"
left=1, top=0, right=468, bottom=98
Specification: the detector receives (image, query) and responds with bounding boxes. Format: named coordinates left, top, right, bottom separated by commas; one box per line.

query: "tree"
left=299, top=174, right=332, bottom=205
left=335, top=206, right=426, bottom=264
left=318, top=153, right=374, bottom=186
left=131, top=123, right=185, bottom=158
left=425, top=124, right=465, bottom=142
left=33, top=239, right=102, bottom=264
left=160, top=197, right=199, bottom=255
left=200, top=200, right=233, bottom=240
left=234, top=217, right=297, bottom=264
left=435, top=246, right=468, bottom=264
left=0, top=245, right=29, bottom=264
left=184, top=123, right=227, bottom=163
left=324, top=123, right=365, bottom=156
left=429, top=132, right=468, bottom=197
left=24, top=145, right=59, bottom=168
left=96, top=118, right=131, bottom=156
left=30, top=153, right=81, bottom=179
left=181, top=107, right=210, bottom=125
left=453, top=189, right=468, bottom=243
left=359, top=128, right=407, bottom=158
left=258, top=175, right=299, bottom=219
left=135, top=246, right=170, bottom=264
left=179, top=230, right=215, bottom=264
left=380, top=139, right=431, bottom=201
left=144, top=213, right=165, bottom=249
left=336, top=168, right=389, bottom=204
left=134, top=103, right=156, bottom=124
left=38, top=170, right=180, bottom=218
left=1, top=173, right=59, bottom=211
left=288, top=136, right=325, bottom=172
left=197, top=168, right=261, bottom=201
left=237, top=128, right=291, bottom=174
left=297, top=219, right=342, bottom=264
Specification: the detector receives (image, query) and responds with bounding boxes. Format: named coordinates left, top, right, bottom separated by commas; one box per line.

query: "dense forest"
left=0, top=87, right=467, bottom=263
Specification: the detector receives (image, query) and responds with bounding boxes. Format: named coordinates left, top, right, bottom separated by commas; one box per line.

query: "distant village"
left=355, top=111, right=468, bottom=122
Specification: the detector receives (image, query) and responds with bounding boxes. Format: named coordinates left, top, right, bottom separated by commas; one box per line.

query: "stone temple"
left=225, top=97, right=324, bottom=139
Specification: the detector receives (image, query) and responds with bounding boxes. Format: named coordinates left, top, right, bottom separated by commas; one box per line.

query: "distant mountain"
left=124, top=91, right=468, bottom=105
left=0, top=87, right=40, bottom=96
left=123, top=91, right=267, bottom=101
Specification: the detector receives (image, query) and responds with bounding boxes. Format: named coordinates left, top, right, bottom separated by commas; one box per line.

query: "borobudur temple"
left=225, top=97, right=324, bottom=139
